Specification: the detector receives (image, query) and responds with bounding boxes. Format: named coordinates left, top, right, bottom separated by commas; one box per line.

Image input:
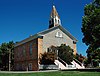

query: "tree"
left=39, top=52, right=56, bottom=65
left=82, top=0, right=100, bottom=49
left=0, top=41, right=14, bottom=71
left=86, top=46, right=100, bottom=67
left=58, top=44, right=73, bottom=64
left=0, top=43, right=9, bottom=70
left=81, top=0, right=100, bottom=67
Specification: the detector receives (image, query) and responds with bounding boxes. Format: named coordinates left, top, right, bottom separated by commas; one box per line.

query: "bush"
left=39, top=52, right=56, bottom=65
left=74, top=53, right=85, bottom=63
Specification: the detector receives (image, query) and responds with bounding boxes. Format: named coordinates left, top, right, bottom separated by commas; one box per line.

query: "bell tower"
left=49, top=5, right=61, bottom=28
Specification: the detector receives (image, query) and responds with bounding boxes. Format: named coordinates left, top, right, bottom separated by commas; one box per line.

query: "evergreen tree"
left=0, top=41, right=14, bottom=70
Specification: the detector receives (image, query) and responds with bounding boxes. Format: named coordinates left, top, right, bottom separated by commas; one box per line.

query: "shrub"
left=39, top=52, right=56, bottom=65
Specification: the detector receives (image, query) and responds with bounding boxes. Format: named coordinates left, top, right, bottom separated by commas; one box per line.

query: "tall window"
left=17, top=47, right=20, bottom=58
left=23, top=46, right=26, bottom=56
left=29, top=43, right=33, bottom=55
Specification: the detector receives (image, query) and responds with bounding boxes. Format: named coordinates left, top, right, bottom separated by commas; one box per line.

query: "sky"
left=0, top=0, right=93, bottom=56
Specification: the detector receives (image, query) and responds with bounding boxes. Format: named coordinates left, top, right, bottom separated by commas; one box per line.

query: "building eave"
left=58, top=26, right=78, bottom=42
left=14, top=34, right=39, bottom=47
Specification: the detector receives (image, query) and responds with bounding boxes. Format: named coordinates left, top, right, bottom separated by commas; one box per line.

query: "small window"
left=47, top=48, right=50, bottom=52
left=28, top=63, right=32, bottom=71
left=47, top=48, right=52, bottom=52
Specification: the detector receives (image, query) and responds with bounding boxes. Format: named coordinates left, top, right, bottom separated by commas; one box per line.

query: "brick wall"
left=14, top=38, right=38, bottom=71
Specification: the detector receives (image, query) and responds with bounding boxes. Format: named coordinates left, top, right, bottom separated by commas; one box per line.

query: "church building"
left=14, top=5, right=79, bottom=71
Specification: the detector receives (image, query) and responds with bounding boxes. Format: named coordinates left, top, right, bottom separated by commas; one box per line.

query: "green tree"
left=0, top=41, right=14, bottom=71
left=0, top=43, right=9, bottom=70
left=58, top=44, right=73, bottom=64
left=82, top=0, right=100, bottom=67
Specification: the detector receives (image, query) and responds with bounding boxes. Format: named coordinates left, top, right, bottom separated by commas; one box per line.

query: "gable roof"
left=15, top=25, right=77, bottom=47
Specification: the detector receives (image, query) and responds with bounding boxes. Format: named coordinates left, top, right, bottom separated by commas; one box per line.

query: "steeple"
left=49, top=5, right=61, bottom=28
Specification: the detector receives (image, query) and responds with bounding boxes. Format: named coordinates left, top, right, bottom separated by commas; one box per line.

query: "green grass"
left=0, top=71, right=100, bottom=76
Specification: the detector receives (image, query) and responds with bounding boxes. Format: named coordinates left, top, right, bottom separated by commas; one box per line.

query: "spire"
left=50, top=5, right=60, bottom=19
left=49, top=5, right=61, bottom=28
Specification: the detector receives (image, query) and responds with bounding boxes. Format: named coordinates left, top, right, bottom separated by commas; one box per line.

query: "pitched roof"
left=15, top=26, right=78, bottom=47
left=50, top=5, right=60, bottom=18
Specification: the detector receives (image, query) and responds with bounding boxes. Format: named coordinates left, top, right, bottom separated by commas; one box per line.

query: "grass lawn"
left=0, top=71, right=100, bottom=76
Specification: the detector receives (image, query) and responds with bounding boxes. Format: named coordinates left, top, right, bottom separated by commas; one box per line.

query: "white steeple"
left=49, top=5, right=61, bottom=28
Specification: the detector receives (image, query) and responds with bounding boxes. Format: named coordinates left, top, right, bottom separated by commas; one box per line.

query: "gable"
left=38, top=25, right=77, bottom=42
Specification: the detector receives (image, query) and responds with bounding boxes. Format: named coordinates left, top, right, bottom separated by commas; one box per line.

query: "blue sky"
left=0, top=0, right=93, bottom=56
